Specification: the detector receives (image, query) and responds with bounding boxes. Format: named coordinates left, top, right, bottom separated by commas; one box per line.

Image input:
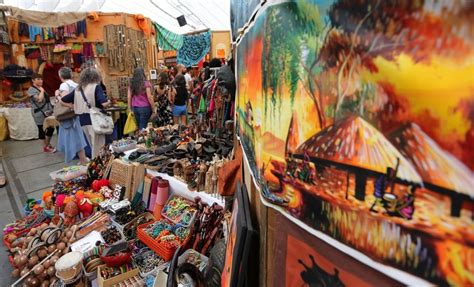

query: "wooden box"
left=97, top=265, right=139, bottom=287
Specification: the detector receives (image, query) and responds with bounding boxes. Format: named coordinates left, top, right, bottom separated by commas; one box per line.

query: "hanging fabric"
left=76, top=19, right=87, bottom=37
left=134, top=14, right=151, bottom=36
left=153, top=22, right=183, bottom=51
left=28, top=25, right=43, bottom=42
left=177, top=31, right=211, bottom=67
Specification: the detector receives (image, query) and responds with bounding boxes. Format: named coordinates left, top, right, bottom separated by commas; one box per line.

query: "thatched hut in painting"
left=294, top=116, right=422, bottom=201
left=389, top=123, right=474, bottom=217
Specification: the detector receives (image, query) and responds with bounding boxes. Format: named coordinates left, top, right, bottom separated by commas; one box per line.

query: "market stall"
left=3, top=122, right=241, bottom=286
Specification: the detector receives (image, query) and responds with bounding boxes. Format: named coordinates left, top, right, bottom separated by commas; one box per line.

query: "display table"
left=0, top=107, right=38, bottom=140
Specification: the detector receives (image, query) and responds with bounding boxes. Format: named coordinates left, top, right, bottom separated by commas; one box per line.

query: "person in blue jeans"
left=127, top=67, right=156, bottom=130
left=169, top=74, right=188, bottom=125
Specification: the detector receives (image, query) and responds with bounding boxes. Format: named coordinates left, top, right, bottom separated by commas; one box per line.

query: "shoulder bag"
left=53, top=83, right=76, bottom=121
left=79, top=88, right=114, bottom=135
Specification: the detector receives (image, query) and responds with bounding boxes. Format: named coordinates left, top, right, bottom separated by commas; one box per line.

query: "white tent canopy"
left=1, top=0, right=230, bottom=34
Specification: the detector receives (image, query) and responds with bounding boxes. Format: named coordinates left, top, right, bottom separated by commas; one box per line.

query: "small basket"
left=161, top=195, right=197, bottom=228
left=137, top=221, right=191, bottom=261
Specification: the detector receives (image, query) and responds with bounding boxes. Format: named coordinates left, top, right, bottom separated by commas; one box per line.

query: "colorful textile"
left=76, top=19, right=87, bottom=37
left=28, top=25, right=43, bottom=42
left=177, top=31, right=211, bottom=67
left=153, top=22, right=183, bottom=51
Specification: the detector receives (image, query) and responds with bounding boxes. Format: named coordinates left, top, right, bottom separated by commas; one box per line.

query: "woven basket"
left=108, top=159, right=134, bottom=200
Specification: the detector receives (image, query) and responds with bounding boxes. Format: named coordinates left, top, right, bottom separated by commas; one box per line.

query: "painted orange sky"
left=364, top=54, right=474, bottom=139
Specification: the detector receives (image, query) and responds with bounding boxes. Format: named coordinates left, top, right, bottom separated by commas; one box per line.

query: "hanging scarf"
left=153, top=22, right=183, bottom=51
left=177, top=31, right=211, bottom=67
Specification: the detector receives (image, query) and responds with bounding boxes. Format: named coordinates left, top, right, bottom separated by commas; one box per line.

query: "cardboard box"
left=97, top=265, right=139, bottom=287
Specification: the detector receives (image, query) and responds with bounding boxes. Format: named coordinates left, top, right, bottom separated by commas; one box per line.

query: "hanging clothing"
left=28, top=25, right=43, bottom=42
left=83, top=43, right=94, bottom=58
left=19, top=22, right=29, bottom=37
left=9, top=20, right=19, bottom=43
left=76, top=19, right=87, bottom=37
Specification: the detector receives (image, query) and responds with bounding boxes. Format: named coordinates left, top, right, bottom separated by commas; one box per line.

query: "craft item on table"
left=153, top=23, right=184, bottom=51
left=101, top=225, right=123, bottom=245
left=75, top=191, right=93, bottom=218
left=111, top=138, right=137, bottom=153
left=191, top=200, right=225, bottom=255
left=76, top=19, right=87, bottom=37
left=178, top=249, right=209, bottom=272
left=3, top=209, right=47, bottom=236
left=162, top=196, right=197, bottom=227
left=87, top=145, right=114, bottom=181
left=55, top=251, right=84, bottom=284
left=143, top=219, right=174, bottom=239
left=84, top=191, right=105, bottom=206
left=100, top=187, right=115, bottom=200
left=99, top=264, right=134, bottom=280
left=53, top=43, right=70, bottom=53
left=92, top=178, right=110, bottom=192
left=122, top=213, right=154, bottom=241
left=177, top=30, right=211, bottom=67
left=75, top=212, right=110, bottom=239
left=109, top=199, right=131, bottom=215
left=42, top=191, right=54, bottom=210
left=133, top=249, right=166, bottom=276
left=71, top=231, right=104, bottom=254
left=64, top=201, right=79, bottom=226
left=23, top=198, right=42, bottom=216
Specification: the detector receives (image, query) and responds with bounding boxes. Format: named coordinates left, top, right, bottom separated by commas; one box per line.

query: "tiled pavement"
left=0, top=136, right=70, bottom=286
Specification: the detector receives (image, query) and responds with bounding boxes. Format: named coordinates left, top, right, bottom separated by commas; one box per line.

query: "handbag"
left=53, top=82, right=76, bottom=121
left=53, top=104, right=75, bottom=121
left=79, top=88, right=114, bottom=135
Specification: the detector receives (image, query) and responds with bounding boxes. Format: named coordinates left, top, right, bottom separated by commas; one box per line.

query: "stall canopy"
left=1, top=0, right=230, bottom=34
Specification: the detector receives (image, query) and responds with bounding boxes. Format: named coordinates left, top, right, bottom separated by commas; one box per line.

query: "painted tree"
left=262, top=1, right=324, bottom=126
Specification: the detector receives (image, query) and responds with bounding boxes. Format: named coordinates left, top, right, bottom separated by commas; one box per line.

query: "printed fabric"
left=153, top=22, right=183, bottom=51
left=177, top=31, right=211, bottom=67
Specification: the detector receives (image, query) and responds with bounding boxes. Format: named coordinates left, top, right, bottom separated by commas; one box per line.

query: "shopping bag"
left=123, top=112, right=137, bottom=134
left=0, top=116, right=8, bottom=141
left=198, top=95, right=206, bottom=114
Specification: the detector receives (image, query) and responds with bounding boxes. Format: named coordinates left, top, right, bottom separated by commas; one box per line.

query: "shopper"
left=55, top=67, right=88, bottom=164
left=61, top=67, right=110, bottom=158
left=28, top=73, right=56, bottom=153
left=155, top=72, right=173, bottom=127
left=127, top=67, right=156, bottom=130
left=169, top=74, right=188, bottom=126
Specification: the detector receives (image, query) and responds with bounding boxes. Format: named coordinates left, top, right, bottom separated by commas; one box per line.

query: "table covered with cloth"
left=0, top=107, right=38, bottom=140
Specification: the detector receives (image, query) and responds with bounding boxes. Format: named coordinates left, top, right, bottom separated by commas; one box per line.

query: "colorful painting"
left=235, top=0, right=474, bottom=285
left=271, top=212, right=402, bottom=286
left=230, top=0, right=261, bottom=40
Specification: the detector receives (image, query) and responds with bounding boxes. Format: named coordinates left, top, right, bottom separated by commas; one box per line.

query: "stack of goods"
left=126, top=124, right=234, bottom=195
left=2, top=123, right=232, bottom=286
